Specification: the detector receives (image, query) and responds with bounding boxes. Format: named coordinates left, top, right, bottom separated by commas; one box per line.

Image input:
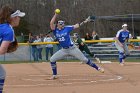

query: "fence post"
left=29, top=44, right=32, bottom=62
left=4, top=54, right=5, bottom=62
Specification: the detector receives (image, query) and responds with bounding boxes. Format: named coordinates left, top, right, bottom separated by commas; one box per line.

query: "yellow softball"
left=55, top=9, right=60, bottom=14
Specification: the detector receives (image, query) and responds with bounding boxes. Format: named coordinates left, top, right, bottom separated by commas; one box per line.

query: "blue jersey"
left=53, top=26, right=74, bottom=48
left=116, top=29, right=130, bottom=43
left=0, top=23, right=14, bottom=45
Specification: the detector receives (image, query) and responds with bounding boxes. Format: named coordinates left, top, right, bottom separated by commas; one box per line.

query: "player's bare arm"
left=0, top=41, right=10, bottom=54
left=50, top=13, right=58, bottom=30
left=73, top=18, right=89, bottom=29
left=73, top=23, right=80, bottom=29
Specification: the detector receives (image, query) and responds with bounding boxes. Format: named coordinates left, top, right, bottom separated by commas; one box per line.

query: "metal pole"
left=29, top=45, right=32, bottom=62
left=93, top=19, right=96, bottom=31
left=4, top=54, right=5, bottom=62
left=132, top=14, right=135, bottom=37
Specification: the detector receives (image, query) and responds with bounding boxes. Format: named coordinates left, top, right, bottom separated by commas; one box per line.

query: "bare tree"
left=0, top=0, right=139, bottom=37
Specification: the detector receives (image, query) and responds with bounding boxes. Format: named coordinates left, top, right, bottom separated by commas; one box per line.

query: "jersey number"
left=58, top=37, right=65, bottom=41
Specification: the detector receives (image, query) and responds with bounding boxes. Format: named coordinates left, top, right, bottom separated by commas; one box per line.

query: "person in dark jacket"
left=73, top=33, right=101, bottom=63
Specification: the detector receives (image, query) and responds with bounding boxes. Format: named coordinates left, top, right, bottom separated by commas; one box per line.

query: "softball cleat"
left=98, top=68, right=105, bottom=73
left=49, top=75, right=58, bottom=80
left=95, top=57, right=101, bottom=63
left=120, top=63, right=124, bottom=66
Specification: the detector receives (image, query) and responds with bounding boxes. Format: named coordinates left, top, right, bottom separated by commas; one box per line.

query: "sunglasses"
left=58, top=21, right=65, bottom=25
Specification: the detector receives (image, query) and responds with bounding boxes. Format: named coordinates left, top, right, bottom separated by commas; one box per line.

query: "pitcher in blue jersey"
left=49, top=10, right=104, bottom=79
left=0, top=5, right=25, bottom=92
left=115, top=24, right=131, bottom=66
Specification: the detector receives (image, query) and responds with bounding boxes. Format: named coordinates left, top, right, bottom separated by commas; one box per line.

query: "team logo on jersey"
left=122, top=32, right=129, bottom=38
left=56, top=32, right=67, bottom=38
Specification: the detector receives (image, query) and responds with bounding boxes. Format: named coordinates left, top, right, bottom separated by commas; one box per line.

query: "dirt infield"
left=3, top=62, right=140, bottom=93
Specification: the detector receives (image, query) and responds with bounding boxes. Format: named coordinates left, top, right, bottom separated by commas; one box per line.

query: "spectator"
left=84, top=32, right=92, bottom=46
left=44, top=34, right=54, bottom=61
left=92, top=31, right=99, bottom=40
left=40, top=34, right=44, bottom=42
left=84, top=32, right=92, bottom=40
left=28, top=32, right=33, bottom=42
left=36, top=35, right=43, bottom=60
left=92, top=31, right=100, bottom=44
left=29, top=35, right=38, bottom=61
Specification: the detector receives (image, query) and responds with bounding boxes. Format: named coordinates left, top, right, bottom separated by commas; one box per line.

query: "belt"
left=63, top=45, right=73, bottom=49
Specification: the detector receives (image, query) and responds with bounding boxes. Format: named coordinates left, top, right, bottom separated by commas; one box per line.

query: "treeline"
left=0, top=0, right=140, bottom=37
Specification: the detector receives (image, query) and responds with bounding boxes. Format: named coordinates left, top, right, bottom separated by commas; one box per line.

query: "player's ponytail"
left=0, top=5, right=14, bottom=24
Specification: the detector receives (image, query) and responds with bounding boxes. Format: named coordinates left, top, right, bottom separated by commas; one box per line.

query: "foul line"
left=5, top=74, right=123, bottom=87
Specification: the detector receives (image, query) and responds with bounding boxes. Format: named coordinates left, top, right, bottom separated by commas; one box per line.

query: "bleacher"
left=88, top=43, right=140, bottom=60
left=81, top=37, right=139, bottom=59
left=64, top=42, right=140, bottom=61
left=64, top=37, right=140, bottom=61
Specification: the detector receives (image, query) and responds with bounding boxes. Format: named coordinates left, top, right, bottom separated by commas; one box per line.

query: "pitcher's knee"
left=81, top=58, right=88, bottom=63
left=50, top=57, right=56, bottom=62
left=0, top=67, right=6, bottom=79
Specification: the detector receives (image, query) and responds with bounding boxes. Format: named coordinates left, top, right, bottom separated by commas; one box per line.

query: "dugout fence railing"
left=0, top=39, right=140, bottom=62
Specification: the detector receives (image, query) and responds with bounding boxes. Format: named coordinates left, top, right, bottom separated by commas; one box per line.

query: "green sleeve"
left=77, top=38, right=83, bottom=44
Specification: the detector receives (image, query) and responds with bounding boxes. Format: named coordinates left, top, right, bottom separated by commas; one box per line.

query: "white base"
left=100, top=61, right=112, bottom=63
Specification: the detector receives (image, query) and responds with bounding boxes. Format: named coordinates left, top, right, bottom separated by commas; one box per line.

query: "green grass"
left=110, top=58, right=140, bottom=62
left=0, top=61, right=36, bottom=64
left=0, top=58, right=140, bottom=64
left=0, top=59, right=139, bottom=64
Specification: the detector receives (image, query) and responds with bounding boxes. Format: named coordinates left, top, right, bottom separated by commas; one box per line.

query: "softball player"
left=0, top=5, right=25, bottom=93
left=73, top=33, right=101, bottom=63
left=115, top=24, right=130, bottom=66
left=49, top=12, right=104, bottom=79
